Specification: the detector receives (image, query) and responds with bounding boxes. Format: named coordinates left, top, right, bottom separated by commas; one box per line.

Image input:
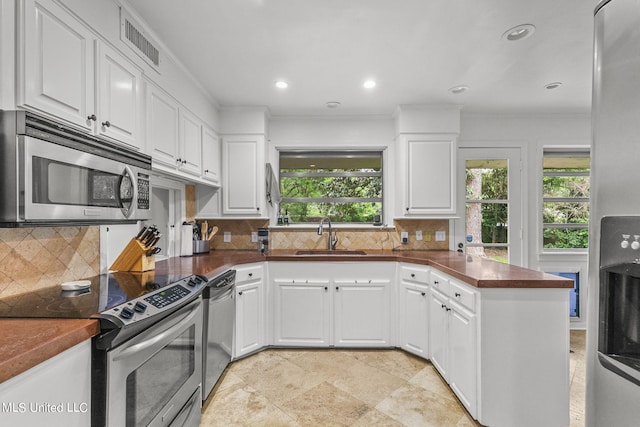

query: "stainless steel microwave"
left=0, top=110, right=151, bottom=226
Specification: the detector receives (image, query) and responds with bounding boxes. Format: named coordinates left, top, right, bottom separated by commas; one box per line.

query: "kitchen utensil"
left=208, top=226, right=218, bottom=241
left=201, top=222, right=208, bottom=240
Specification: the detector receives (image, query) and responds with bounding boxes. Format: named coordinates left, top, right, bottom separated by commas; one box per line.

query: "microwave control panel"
left=137, top=173, right=150, bottom=210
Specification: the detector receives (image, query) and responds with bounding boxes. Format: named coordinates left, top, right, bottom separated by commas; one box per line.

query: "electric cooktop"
left=0, top=272, right=194, bottom=319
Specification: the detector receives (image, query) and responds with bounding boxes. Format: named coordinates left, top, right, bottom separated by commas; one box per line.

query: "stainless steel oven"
left=598, top=216, right=640, bottom=386
left=0, top=271, right=207, bottom=426
left=102, top=298, right=203, bottom=426
left=0, top=110, right=150, bottom=225
left=89, top=274, right=207, bottom=427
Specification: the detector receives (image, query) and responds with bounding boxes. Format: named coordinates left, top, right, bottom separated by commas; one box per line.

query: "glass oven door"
left=106, top=299, right=203, bottom=427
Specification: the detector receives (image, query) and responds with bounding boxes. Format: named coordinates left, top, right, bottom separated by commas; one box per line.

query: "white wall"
left=460, top=112, right=591, bottom=329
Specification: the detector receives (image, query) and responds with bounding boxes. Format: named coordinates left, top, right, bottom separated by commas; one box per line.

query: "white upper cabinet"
left=400, top=135, right=457, bottom=216
left=146, top=81, right=180, bottom=166
left=19, top=0, right=95, bottom=131
left=179, top=108, right=203, bottom=177
left=222, top=135, right=265, bottom=216
left=19, top=0, right=143, bottom=150
left=97, top=42, right=143, bottom=149
left=201, top=125, right=221, bottom=185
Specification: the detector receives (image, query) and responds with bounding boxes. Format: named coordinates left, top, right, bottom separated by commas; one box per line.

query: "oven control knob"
left=134, top=302, right=147, bottom=313
left=187, top=278, right=197, bottom=287
left=622, top=240, right=630, bottom=249
left=632, top=241, right=640, bottom=250
left=120, top=306, right=134, bottom=319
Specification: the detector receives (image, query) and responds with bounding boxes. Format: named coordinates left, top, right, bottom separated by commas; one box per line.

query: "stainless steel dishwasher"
left=202, top=269, right=236, bottom=401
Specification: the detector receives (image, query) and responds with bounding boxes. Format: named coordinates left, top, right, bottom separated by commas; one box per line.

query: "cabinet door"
left=179, top=109, right=202, bottom=176
left=334, top=280, right=391, bottom=347
left=429, top=290, right=449, bottom=378
left=222, top=136, right=264, bottom=215
left=405, top=136, right=456, bottom=215
left=449, top=306, right=477, bottom=416
left=398, top=282, right=429, bottom=358
left=20, top=0, right=95, bottom=130
left=202, top=126, right=221, bottom=184
left=146, top=83, right=179, bottom=167
left=235, top=281, right=263, bottom=358
left=97, top=42, right=142, bottom=149
left=274, top=280, right=330, bottom=346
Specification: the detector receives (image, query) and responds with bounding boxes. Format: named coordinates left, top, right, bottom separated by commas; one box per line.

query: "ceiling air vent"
left=120, top=8, right=161, bottom=71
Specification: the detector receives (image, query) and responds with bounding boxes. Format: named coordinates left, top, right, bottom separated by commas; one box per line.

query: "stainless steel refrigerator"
left=589, top=0, right=640, bottom=425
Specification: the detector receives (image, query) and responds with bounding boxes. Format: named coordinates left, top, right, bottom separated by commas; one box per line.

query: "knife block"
left=110, top=238, right=155, bottom=272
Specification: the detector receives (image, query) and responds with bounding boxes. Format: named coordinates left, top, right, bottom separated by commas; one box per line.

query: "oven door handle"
left=113, top=299, right=201, bottom=361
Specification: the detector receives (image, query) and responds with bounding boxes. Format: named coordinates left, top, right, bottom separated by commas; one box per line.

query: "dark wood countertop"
left=1, top=248, right=570, bottom=385
left=155, top=249, right=573, bottom=289
left=0, top=319, right=99, bottom=383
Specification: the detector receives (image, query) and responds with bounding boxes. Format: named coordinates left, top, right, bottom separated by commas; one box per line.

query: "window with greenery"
left=278, top=150, right=383, bottom=224
left=542, top=148, right=590, bottom=249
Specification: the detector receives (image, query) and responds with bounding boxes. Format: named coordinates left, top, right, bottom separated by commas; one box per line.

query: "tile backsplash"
left=0, top=227, right=100, bottom=297
left=197, top=218, right=449, bottom=251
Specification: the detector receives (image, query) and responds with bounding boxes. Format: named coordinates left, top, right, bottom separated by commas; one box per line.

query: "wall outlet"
left=223, top=231, right=231, bottom=243
left=401, top=231, right=409, bottom=244
left=435, top=231, right=446, bottom=241
left=416, top=230, right=423, bottom=241
left=251, top=232, right=258, bottom=242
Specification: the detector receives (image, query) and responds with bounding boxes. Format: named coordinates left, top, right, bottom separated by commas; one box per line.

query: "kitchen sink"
left=295, top=250, right=367, bottom=255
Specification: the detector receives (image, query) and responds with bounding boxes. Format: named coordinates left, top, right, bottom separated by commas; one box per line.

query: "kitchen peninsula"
left=0, top=249, right=571, bottom=427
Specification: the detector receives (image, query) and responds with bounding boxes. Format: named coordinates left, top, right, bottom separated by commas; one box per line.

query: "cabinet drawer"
left=430, top=270, right=450, bottom=294
left=400, top=265, right=430, bottom=284
left=235, top=264, right=263, bottom=283
left=450, top=280, right=477, bottom=313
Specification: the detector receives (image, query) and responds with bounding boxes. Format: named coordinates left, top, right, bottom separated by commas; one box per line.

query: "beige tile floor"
left=202, top=330, right=586, bottom=427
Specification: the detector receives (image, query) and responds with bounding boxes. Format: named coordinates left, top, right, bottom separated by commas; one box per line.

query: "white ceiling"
left=126, top=0, right=599, bottom=116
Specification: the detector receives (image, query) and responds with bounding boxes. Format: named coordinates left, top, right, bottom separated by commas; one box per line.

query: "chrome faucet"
left=317, top=217, right=338, bottom=250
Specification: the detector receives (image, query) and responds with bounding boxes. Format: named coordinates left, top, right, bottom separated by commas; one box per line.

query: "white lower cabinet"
left=274, top=279, right=330, bottom=346
left=334, top=279, right=391, bottom=347
left=0, top=340, right=92, bottom=427
left=270, top=262, right=395, bottom=348
left=398, top=264, right=430, bottom=357
left=429, top=275, right=478, bottom=418
left=234, top=263, right=265, bottom=359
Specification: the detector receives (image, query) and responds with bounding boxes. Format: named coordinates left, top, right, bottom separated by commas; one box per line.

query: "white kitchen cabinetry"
left=234, top=263, right=265, bottom=359
left=269, top=262, right=395, bottom=348
left=146, top=81, right=180, bottom=166
left=428, top=270, right=478, bottom=417
left=202, top=125, right=221, bottom=185
left=0, top=340, right=92, bottom=427
left=179, top=108, right=203, bottom=177
left=334, top=279, right=392, bottom=347
left=399, top=135, right=457, bottom=216
left=19, top=0, right=143, bottom=149
left=398, top=264, right=430, bottom=358
left=222, top=135, right=265, bottom=216
left=273, top=279, right=331, bottom=346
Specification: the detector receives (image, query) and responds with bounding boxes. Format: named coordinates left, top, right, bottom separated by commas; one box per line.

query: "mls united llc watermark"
left=2, top=401, right=88, bottom=414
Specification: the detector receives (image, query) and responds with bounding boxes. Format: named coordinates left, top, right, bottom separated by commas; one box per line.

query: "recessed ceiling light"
left=449, top=85, right=469, bottom=94
left=363, top=80, right=376, bottom=89
left=275, top=80, right=288, bottom=89
left=326, top=101, right=341, bottom=109
left=502, top=24, right=536, bottom=41
left=544, top=82, right=563, bottom=90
